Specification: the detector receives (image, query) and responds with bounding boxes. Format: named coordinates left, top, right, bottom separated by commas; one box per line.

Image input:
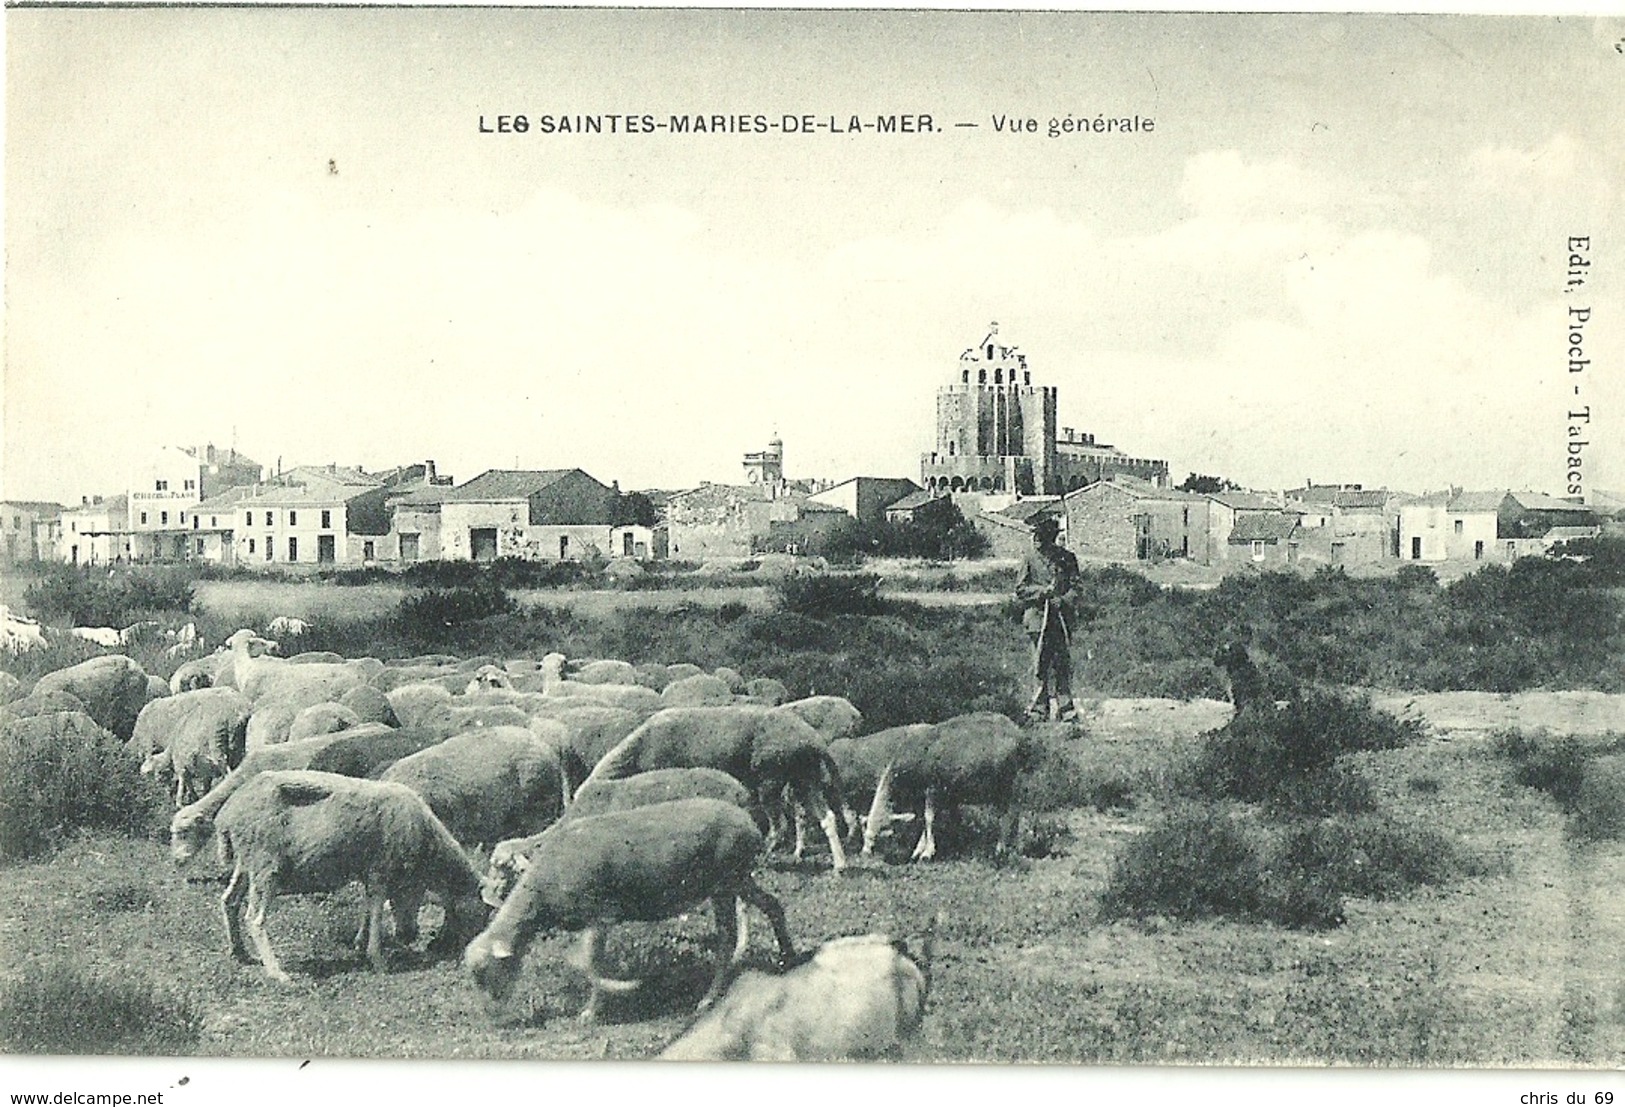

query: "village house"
left=1284, top=487, right=1403, bottom=567
left=884, top=491, right=960, bottom=528
left=1, top=501, right=63, bottom=565
left=59, top=496, right=129, bottom=566
left=1399, top=490, right=1601, bottom=563
left=1059, top=477, right=1212, bottom=564
left=431, top=469, right=619, bottom=562
left=805, top=477, right=922, bottom=524
left=1227, top=512, right=1303, bottom=569
left=128, top=445, right=262, bottom=563
left=970, top=498, right=1063, bottom=559
left=1205, top=490, right=1289, bottom=565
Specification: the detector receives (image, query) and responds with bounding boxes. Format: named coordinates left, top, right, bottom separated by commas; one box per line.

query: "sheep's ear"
left=489, top=939, right=513, bottom=960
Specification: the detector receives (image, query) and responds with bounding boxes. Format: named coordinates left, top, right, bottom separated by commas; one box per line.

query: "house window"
left=10, top=516, right=19, bottom=529
left=180, top=512, right=186, bottom=523
left=289, top=510, right=298, bottom=527
left=246, top=512, right=253, bottom=527
left=1474, top=540, right=1484, bottom=560
left=195, top=539, right=205, bottom=555
left=265, top=538, right=273, bottom=561
left=321, top=510, right=331, bottom=530
left=559, top=535, right=570, bottom=560
left=193, top=516, right=199, bottom=530
left=288, top=537, right=298, bottom=561
left=211, top=516, right=218, bottom=527
left=1453, top=519, right=1464, bottom=535
left=155, top=480, right=168, bottom=492
left=248, top=538, right=256, bottom=554
left=363, top=540, right=375, bottom=561
left=1251, top=540, right=1265, bottom=561
left=1183, top=507, right=1189, bottom=525
left=160, top=511, right=168, bottom=525
left=184, top=479, right=195, bottom=491
left=140, top=512, right=148, bottom=525
left=265, top=512, right=273, bottom=527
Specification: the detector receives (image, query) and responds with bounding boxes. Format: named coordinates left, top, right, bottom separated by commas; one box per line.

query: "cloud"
left=1178, top=150, right=1329, bottom=220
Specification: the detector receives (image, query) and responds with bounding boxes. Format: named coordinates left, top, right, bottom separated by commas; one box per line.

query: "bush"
left=1495, top=729, right=1589, bottom=809
left=22, top=565, right=195, bottom=627
left=1574, top=753, right=1625, bottom=840
left=0, top=961, right=202, bottom=1054
left=775, top=572, right=885, bottom=617
left=1191, top=689, right=1422, bottom=812
left=0, top=712, right=168, bottom=862
left=1278, top=814, right=1482, bottom=900
left=393, top=583, right=517, bottom=643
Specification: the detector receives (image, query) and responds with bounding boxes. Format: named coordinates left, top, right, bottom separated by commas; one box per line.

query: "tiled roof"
left=1209, top=491, right=1282, bottom=511
left=885, top=491, right=940, bottom=512
left=994, top=498, right=1063, bottom=523
left=284, top=465, right=380, bottom=489
left=1447, top=490, right=1511, bottom=514
left=1510, top=491, right=1593, bottom=513
left=1229, top=514, right=1299, bottom=542
left=447, top=469, right=578, bottom=501
left=1332, top=490, right=1392, bottom=510
left=236, top=483, right=377, bottom=507
left=193, top=485, right=260, bottom=513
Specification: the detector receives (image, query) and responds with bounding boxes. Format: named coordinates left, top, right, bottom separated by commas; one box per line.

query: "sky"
left=5, top=9, right=1623, bottom=505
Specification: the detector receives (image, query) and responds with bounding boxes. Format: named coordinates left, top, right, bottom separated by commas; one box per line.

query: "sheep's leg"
left=997, top=802, right=1021, bottom=858
left=244, top=877, right=292, bottom=984
left=574, top=926, right=640, bottom=1025
left=732, top=899, right=750, bottom=959
left=910, top=791, right=938, bottom=862
left=794, top=781, right=848, bottom=872
left=791, top=806, right=808, bottom=862
left=220, top=865, right=251, bottom=963
left=699, top=895, right=740, bottom=1012
left=364, top=888, right=388, bottom=972
left=738, top=876, right=797, bottom=967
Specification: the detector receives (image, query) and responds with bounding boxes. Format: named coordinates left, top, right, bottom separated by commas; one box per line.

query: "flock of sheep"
left=2, top=621, right=1033, bottom=1061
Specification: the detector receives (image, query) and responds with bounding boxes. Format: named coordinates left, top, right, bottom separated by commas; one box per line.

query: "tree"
left=1178, top=473, right=1240, bottom=494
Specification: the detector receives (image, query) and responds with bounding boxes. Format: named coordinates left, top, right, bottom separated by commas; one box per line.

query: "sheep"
left=32, top=654, right=152, bottom=740
left=170, top=651, right=231, bottom=694
left=464, top=797, right=797, bottom=1023
left=742, top=677, right=790, bottom=706
left=582, top=705, right=850, bottom=872
left=1, top=606, right=47, bottom=654
left=245, top=668, right=368, bottom=750
left=570, top=659, right=639, bottom=686
left=169, top=725, right=441, bottom=865
left=337, top=683, right=398, bottom=728
left=378, top=724, right=568, bottom=849
left=481, top=767, right=753, bottom=907
left=712, top=666, right=746, bottom=693
left=0, top=672, right=21, bottom=707
left=659, top=927, right=935, bottom=1061
left=537, top=653, right=665, bottom=713
left=660, top=674, right=735, bottom=707
left=526, top=704, right=644, bottom=797
left=223, top=629, right=284, bottom=699
left=69, top=626, right=124, bottom=648
left=464, top=665, right=514, bottom=694
left=287, top=702, right=363, bottom=742
left=287, top=651, right=344, bottom=665
left=143, top=675, right=171, bottom=705
left=384, top=681, right=455, bottom=727
left=212, top=769, right=487, bottom=982
left=265, top=615, right=311, bottom=637
left=130, top=687, right=252, bottom=807
left=858, top=712, right=1028, bottom=862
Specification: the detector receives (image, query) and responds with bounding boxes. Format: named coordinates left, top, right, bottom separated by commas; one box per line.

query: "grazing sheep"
left=287, top=650, right=344, bottom=665
left=464, top=665, right=514, bottom=694
left=213, top=770, right=486, bottom=982
left=583, top=705, right=850, bottom=872
left=0, top=688, right=89, bottom=722
left=712, top=667, right=746, bottom=694
left=32, top=654, right=152, bottom=740
left=170, top=651, right=230, bottom=694
left=1, top=606, right=47, bottom=654
left=70, top=626, right=124, bottom=648
left=660, top=674, right=735, bottom=707
left=416, top=702, right=535, bottom=741
left=131, top=688, right=253, bottom=807
left=0, top=672, right=21, bottom=706
left=538, top=653, right=665, bottom=713
left=170, top=725, right=436, bottom=865
left=245, top=669, right=368, bottom=750
left=858, top=713, right=1028, bottom=861
left=660, top=929, right=935, bottom=1061
left=570, top=659, right=639, bottom=686
left=742, top=677, right=790, bottom=707
left=378, top=724, right=568, bottom=849
left=529, top=704, right=644, bottom=797
left=287, top=702, right=363, bottom=742
left=337, top=683, right=398, bottom=728
left=385, top=681, right=455, bottom=727
left=777, top=696, right=862, bottom=743
left=464, top=798, right=797, bottom=1022
left=482, top=767, right=752, bottom=907
left=265, top=616, right=311, bottom=637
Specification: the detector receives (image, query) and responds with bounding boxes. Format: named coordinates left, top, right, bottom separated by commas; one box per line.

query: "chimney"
left=424, top=459, right=437, bottom=485
left=82, top=496, right=89, bottom=506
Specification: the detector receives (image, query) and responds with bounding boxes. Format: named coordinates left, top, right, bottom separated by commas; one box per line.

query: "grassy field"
left=2, top=695, right=1620, bottom=1065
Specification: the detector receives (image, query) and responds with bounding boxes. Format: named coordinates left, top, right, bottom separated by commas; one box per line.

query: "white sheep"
left=464, top=797, right=797, bottom=1023
left=131, top=687, right=252, bottom=806
left=378, top=724, right=568, bottom=849
left=537, top=653, right=664, bottom=714
left=213, top=769, right=486, bottom=982
left=287, top=702, right=363, bottom=742
left=659, top=928, right=935, bottom=1061
left=265, top=615, right=311, bottom=637
left=583, top=705, right=850, bottom=872
left=853, top=713, right=1028, bottom=862
left=0, top=606, right=47, bottom=654
left=69, top=626, right=124, bottom=648
left=32, top=654, right=152, bottom=740
left=481, top=767, right=753, bottom=907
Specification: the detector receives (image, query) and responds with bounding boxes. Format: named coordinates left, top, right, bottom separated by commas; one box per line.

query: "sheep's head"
left=480, top=846, right=529, bottom=908
left=169, top=808, right=212, bottom=865
left=465, top=930, right=524, bottom=1002
left=226, top=629, right=279, bottom=657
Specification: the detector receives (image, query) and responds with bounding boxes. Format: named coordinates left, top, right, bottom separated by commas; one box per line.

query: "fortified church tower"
left=921, top=324, right=1058, bottom=496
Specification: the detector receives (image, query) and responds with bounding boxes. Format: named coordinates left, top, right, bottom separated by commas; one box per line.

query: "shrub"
left=22, top=565, right=195, bottom=627
left=0, top=712, right=169, bottom=862
left=774, top=572, right=885, bottom=617
left=1191, top=689, right=1422, bottom=812
left=1495, top=729, right=1589, bottom=809
left=1278, top=814, right=1482, bottom=900
left=394, top=583, right=517, bottom=643
left=1099, top=803, right=1272, bottom=923
left=0, top=961, right=202, bottom=1054
left=1573, top=753, right=1625, bottom=840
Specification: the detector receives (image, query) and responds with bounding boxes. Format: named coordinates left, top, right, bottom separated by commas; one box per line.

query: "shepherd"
left=1015, top=515, right=1079, bottom=724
